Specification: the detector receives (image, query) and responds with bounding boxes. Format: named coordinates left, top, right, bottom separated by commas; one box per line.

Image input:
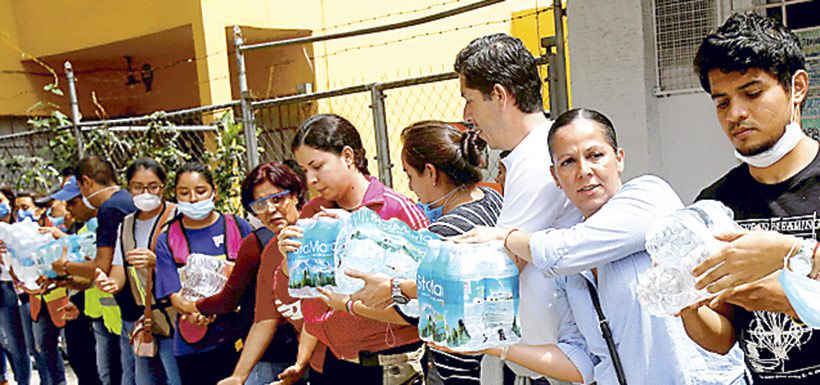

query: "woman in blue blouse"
left=454, top=109, right=748, bottom=385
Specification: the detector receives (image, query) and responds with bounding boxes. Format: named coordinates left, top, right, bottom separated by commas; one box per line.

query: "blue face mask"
left=16, top=209, right=36, bottom=222
left=779, top=267, right=820, bottom=329
left=415, top=187, right=461, bottom=223
left=47, top=209, right=65, bottom=227
left=177, top=194, right=216, bottom=220
left=0, top=202, right=10, bottom=219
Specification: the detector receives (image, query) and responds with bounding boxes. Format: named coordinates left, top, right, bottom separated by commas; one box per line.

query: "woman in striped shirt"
left=348, top=120, right=503, bottom=385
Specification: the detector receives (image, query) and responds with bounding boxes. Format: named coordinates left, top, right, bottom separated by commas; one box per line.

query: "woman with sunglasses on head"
left=94, top=158, right=181, bottom=385
left=277, top=114, right=429, bottom=385
left=172, top=162, right=303, bottom=385
left=152, top=162, right=253, bottom=385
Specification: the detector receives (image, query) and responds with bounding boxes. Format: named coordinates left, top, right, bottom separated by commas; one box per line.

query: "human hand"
left=314, top=207, right=351, bottom=221
left=38, top=226, right=67, bottom=239
left=95, top=268, right=119, bottom=294
left=316, top=287, right=349, bottom=312
left=272, top=363, right=306, bottom=385
left=125, top=248, right=157, bottom=269
left=708, top=272, right=796, bottom=317
left=181, top=312, right=215, bottom=326
left=58, top=302, right=80, bottom=321
left=277, top=225, right=304, bottom=256
left=693, top=229, right=795, bottom=294
left=51, top=246, right=69, bottom=277
left=450, top=226, right=509, bottom=244
left=427, top=341, right=493, bottom=356
left=275, top=299, right=303, bottom=321
left=347, top=269, right=393, bottom=309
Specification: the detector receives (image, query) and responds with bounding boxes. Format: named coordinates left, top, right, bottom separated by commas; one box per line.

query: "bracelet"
left=344, top=296, right=354, bottom=315
left=503, top=228, right=520, bottom=254
left=500, top=345, right=511, bottom=361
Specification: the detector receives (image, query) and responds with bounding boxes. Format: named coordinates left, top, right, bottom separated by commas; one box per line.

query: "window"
left=652, top=0, right=719, bottom=94
left=733, top=0, right=820, bottom=139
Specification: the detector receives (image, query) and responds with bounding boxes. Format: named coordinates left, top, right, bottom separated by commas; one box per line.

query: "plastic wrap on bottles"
left=0, top=221, right=55, bottom=290
left=636, top=200, right=742, bottom=316
left=334, top=208, right=439, bottom=296
left=179, top=254, right=233, bottom=301
left=418, top=240, right=520, bottom=352
left=287, top=217, right=343, bottom=298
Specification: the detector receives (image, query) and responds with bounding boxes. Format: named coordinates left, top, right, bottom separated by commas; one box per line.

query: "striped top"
left=428, top=186, right=503, bottom=385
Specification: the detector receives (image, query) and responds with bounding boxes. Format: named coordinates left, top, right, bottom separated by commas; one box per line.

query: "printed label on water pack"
left=287, top=218, right=342, bottom=298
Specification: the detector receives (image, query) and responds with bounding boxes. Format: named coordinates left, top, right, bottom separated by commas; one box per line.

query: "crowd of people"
left=0, top=11, right=816, bottom=385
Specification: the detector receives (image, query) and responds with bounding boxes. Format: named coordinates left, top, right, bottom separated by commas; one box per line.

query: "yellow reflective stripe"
left=42, top=287, right=67, bottom=302
left=128, top=266, right=147, bottom=304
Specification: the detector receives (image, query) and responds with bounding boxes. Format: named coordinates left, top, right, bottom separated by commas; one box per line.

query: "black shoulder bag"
left=585, top=279, right=628, bottom=385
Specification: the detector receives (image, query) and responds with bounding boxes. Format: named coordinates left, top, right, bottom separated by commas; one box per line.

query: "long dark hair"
left=126, top=158, right=167, bottom=184
left=401, top=121, right=486, bottom=186
left=174, top=162, right=214, bottom=189
left=291, top=114, right=370, bottom=175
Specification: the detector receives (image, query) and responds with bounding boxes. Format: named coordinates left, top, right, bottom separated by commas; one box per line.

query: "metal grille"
left=653, top=0, right=718, bottom=93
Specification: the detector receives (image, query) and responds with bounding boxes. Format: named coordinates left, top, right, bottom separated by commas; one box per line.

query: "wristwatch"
left=788, top=239, right=818, bottom=277
left=391, top=278, right=409, bottom=305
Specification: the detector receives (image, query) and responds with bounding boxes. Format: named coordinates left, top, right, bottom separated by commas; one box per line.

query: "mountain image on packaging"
left=288, top=258, right=335, bottom=289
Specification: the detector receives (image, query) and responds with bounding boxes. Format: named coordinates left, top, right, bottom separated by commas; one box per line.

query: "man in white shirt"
left=454, top=33, right=581, bottom=385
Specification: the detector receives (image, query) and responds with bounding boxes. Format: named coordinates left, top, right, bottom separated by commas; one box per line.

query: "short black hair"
left=454, top=33, right=543, bottom=113
left=694, top=13, right=806, bottom=95
left=548, top=108, right=618, bottom=160
left=75, top=155, right=117, bottom=185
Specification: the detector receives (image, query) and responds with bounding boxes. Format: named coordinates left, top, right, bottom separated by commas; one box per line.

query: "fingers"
left=344, top=268, right=368, bottom=280
left=714, top=229, right=747, bottom=242
left=691, top=246, right=728, bottom=277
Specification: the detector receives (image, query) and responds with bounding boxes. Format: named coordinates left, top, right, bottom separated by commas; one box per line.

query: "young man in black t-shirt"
left=680, top=13, right=820, bottom=385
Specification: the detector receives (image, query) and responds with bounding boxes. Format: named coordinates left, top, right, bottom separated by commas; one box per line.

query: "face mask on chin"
left=734, top=75, right=806, bottom=168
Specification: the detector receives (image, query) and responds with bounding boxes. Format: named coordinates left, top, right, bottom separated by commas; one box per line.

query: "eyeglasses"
left=129, top=183, right=163, bottom=194
left=249, top=190, right=291, bottom=214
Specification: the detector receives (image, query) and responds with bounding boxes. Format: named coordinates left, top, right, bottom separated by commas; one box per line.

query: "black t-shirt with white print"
left=697, top=143, right=820, bottom=384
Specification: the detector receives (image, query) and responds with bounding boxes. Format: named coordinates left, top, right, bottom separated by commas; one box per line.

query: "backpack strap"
left=150, top=204, right=177, bottom=252
left=121, top=214, right=137, bottom=261
left=167, top=219, right=190, bottom=266
left=224, top=214, right=243, bottom=260
left=254, top=227, right=275, bottom=251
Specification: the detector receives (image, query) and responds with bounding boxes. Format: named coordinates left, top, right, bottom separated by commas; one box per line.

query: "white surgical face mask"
left=132, top=193, right=162, bottom=212
left=82, top=185, right=119, bottom=210
left=734, top=75, right=805, bottom=168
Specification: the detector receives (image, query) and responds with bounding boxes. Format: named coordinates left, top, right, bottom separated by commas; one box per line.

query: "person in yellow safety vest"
left=53, top=157, right=137, bottom=385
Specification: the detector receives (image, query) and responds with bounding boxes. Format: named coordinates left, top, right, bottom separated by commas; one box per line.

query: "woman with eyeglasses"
left=152, top=162, right=253, bottom=384
left=173, top=162, right=304, bottom=385
left=95, top=158, right=181, bottom=385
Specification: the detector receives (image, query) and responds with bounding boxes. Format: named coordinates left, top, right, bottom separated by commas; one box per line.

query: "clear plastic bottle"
left=638, top=200, right=741, bottom=316
left=417, top=240, right=443, bottom=343
left=480, top=242, right=521, bottom=348
left=287, top=218, right=341, bottom=298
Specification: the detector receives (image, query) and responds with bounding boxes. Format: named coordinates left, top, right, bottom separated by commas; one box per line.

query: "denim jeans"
left=245, top=360, right=290, bottom=385
left=0, top=282, right=31, bottom=385
left=133, top=335, right=181, bottom=385
left=19, top=297, right=48, bottom=385
left=31, top=301, right=66, bottom=385
left=120, top=320, right=137, bottom=385
left=63, top=296, right=102, bottom=385
left=91, top=318, right=122, bottom=385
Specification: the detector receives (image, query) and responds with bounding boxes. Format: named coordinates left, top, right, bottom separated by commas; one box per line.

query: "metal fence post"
left=234, top=26, right=260, bottom=170
left=64, top=61, right=84, bottom=158
left=550, top=0, right=569, bottom=115
left=369, top=84, right=393, bottom=188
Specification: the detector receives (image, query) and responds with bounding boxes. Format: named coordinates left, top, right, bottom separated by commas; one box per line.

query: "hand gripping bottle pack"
left=636, top=200, right=742, bottom=316
left=287, top=217, right=343, bottom=298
